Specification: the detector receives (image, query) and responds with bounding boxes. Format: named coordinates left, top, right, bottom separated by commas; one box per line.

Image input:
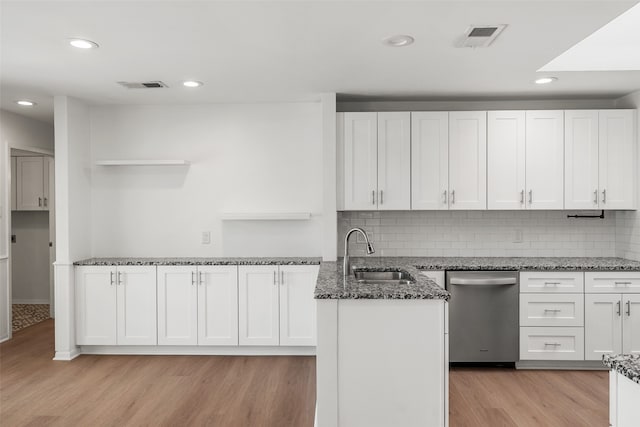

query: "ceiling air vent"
left=458, top=24, right=507, bottom=48
left=117, top=81, right=169, bottom=89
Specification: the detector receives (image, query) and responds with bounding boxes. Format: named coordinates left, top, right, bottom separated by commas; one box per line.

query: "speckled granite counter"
left=314, top=258, right=450, bottom=300
left=403, top=256, right=640, bottom=271
left=74, top=257, right=321, bottom=266
left=603, top=354, right=640, bottom=384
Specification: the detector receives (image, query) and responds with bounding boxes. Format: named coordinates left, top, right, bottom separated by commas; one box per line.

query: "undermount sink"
left=353, top=270, right=414, bottom=285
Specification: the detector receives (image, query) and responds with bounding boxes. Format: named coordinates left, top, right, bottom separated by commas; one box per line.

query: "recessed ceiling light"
left=15, top=100, right=36, bottom=107
left=69, top=38, right=99, bottom=49
left=535, top=77, right=558, bottom=85
left=183, top=81, right=204, bottom=88
left=383, top=35, right=415, bottom=47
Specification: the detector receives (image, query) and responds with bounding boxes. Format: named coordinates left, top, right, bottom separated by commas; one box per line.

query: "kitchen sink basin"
left=353, top=270, right=414, bottom=285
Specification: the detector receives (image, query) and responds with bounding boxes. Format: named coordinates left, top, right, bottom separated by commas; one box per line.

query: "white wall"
left=340, top=211, right=617, bottom=258
left=89, top=103, right=323, bottom=257
left=616, top=90, right=640, bottom=260
left=11, top=211, right=50, bottom=303
left=0, top=109, right=54, bottom=153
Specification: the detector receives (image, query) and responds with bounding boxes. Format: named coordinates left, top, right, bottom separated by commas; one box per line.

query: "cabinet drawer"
left=585, top=272, right=640, bottom=293
left=519, top=327, right=585, bottom=361
left=520, top=272, right=584, bottom=293
left=520, top=294, right=584, bottom=327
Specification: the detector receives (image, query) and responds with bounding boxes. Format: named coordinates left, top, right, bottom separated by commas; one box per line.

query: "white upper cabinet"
left=488, top=111, right=526, bottom=210
left=377, top=112, right=411, bottom=210
left=342, top=113, right=378, bottom=210
left=16, top=156, right=45, bottom=211
left=599, top=110, right=636, bottom=210
left=525, top=111, right=564, bottom=209
left=198, top=265, right=239, bottom=346
left=449, top=111, right=487, bottom=210
left=411, top=112, right=449, bottom=210
left=565, top=110, right=599, bottom=209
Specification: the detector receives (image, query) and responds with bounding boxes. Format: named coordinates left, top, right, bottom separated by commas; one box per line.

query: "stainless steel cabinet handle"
left=380, top=190, right=384, bottom=205
left=38, top=197, right=42, bottom=207
left=544, top=282, right=561, bottom=286
left=627, top=300, right=631, bottom=316
left=273, top=270, right=277, bottom=286
left=451, top=190, right=456, bottom=204
left=544, top=342, right=561, bottom=347
left=615, top=281, right=632, bottom=286
left=372, top=190, right=375, bottom=205
left=191, top=271, right=196, bottom=285
left=528, top=190, right=533, bottom=204
left=594, top=189, right=598, bottom=205
left=520, top=190, right=524, bottom=204
left=44, top=197, right=48, bottom=207
left=199, top=271, right=204, bottom=285
left=117, top=271, right=123, bottom=285
left=443, top=190, right=448, bottom=205
left=544, top=309, right=561, bottom=313
left=450, top=278, right=516, bottom=286
left=602, top=189, right=607, bottom=204
left=110, top=271, right=115, bottom=286
left=617, top=301, right=622, bottom=316
left=280, top=270, right=284, bottom=285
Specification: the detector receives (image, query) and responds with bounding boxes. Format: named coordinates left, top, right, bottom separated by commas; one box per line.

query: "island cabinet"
left=157, top=265, right=238, bottom=346
left=610, top=370, right=640, bottom=427
left=76, top=266, right=157, bottom=345
left=317, top=299, right=448, bottom=427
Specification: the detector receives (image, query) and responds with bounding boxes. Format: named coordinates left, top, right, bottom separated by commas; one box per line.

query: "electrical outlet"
left=513, top=229, right=523, bottom=243
left=201, top=231, right=211, bottom=245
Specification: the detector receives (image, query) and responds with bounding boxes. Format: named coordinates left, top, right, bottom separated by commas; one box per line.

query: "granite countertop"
left=406, top=256, right=640, bottom=271
left=314, top=258, right=450, bottom=301
left=74, top=257, right=322, bottom=266
left=603, top=354, right=640, bottom=384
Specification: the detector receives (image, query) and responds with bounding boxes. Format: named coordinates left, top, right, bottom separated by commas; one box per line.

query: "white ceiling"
left=540, top=2, right=640, bottom=71
left=1, top=1, right=639, bottom=123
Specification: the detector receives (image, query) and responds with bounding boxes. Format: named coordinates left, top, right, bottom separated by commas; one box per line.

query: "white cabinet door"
left=565, top=110, right=599, bottom=209
left=599, top=109, right=636, bottom=210
left=10, top=157, right=16, bottom=210
left=448, top=111, right=487, bottom=210
left=343, top=113, right=378, bottom=210
left=116, top=266, right=157, bottom=345
left=585, top=294, right=622, bottom=361
left=526, top=111, right=564, bottom=209
left=76, top=266, right=117, bottom=345
left=377, top=112, right=411, bottom=210
left=43, top=157, right=53, bottom=211
left=279, top=265, right=319, bottom=346
left=238, top=265, right=279, bottom=346
left=198, top=265, right=239, bottom=346
left=157, top=266, right=197, bottom=346
left=411, top=112, right=449, bottom=210
left=487, top=111, right=526, bottom=210
left=623, top=294, right=640, bottom=356
left=16, top=156, right=44, bottom=210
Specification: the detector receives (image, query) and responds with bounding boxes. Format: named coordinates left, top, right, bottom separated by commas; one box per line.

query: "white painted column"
left=321, top=93, right=337, bottom=261
left=0, top=139, right=10, bottom=342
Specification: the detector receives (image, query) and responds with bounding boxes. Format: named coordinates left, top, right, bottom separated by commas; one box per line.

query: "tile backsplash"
left=616, top=211, right=640, bottom=261
left=338, top=210, right=617, bottom=258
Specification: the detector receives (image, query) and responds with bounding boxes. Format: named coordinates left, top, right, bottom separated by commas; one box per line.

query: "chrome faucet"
left=343, top=227, right=375, bottom=278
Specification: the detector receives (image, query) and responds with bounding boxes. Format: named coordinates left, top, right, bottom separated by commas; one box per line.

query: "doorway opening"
left=9, top=148, right=55, bottom=333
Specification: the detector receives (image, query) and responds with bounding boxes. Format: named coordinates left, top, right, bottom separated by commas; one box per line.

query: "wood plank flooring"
left=1, top=320, right=609, bottom=426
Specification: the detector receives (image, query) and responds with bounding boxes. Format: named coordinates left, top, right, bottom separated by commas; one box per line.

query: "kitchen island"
left=604, top=354, right=640, bottom=426
left=314, top=258, right=450, bottom=427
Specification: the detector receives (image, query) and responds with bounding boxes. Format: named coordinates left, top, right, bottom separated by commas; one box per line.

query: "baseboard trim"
left=53, top=349, right=81, bottom=361
left=516, top=360, right=606, bottom=370
left=79, top=345, right=317, bottom=356
left=12, top=299, right=50, bottom=305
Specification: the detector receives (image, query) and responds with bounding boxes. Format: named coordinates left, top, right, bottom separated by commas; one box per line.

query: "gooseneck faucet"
left=343, top=227, right=375, bottom=278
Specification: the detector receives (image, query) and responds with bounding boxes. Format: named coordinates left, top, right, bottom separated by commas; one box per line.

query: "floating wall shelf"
left=221, top=212, right=312, bottom=221
left=95, top=160, right=191, bottom=166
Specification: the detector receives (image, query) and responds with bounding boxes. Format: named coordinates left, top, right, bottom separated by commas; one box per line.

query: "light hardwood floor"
left=1, top=320, right=609, bottom=426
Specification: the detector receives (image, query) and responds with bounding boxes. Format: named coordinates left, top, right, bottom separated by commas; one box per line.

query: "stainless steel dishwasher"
left=446, top=271, right=519, bottom=365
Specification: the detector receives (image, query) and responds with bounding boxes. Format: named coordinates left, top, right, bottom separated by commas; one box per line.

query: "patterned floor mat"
left=12, top=304, right=50, bottom=333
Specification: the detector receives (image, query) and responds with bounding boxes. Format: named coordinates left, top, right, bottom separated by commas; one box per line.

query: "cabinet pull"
left=451, top=190, right=455, bottom=204
left=615, top=281, right=631, bottom=286
left=380, top=190, right=384, bottom=205
left=627, top=300, right=631, bottom=316
left=38, top=197, right=42, bottom=207
left=44, top=197, right=48, bottom=207
left=617, top=301, right=622, bottom=316
left=199, top=271, right=204, bottom=286
left=110, top=271, right=115, bottom=286
left=602, top=189, right=607, bottom=204
left=528, top=190, right=533, bottom=204
left=280, top=270, right=284, bottom=285
left=117, top=271, right=123, bottom=285
left=443, top=190, right=448, bottom=205
left=544, top=342, right=561, bottom=347
left=191, top=271, right=196, bottom=285
left=544, top=309, right=561, bottom=313
left=594, top=189, right=598, bottom=205
left=273, top=271, right=277, bottom=286
left=372, top=190, right=376, bottom=205
left=544, top=282, right=561, bottom=286
left=520, top=190, right=524, bottom=204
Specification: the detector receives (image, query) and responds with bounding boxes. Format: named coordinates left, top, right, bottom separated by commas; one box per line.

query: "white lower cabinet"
left=157, top=265, right=239, bottom=346
left=239, top=264, right=320, bottom=346
left=586, top=293, right=640, bottom=360
left=610, top=370, right=640, bottom=427
left=76, top=266, right=157, bottom=345
left=520, top=327, right=585, bottom=361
